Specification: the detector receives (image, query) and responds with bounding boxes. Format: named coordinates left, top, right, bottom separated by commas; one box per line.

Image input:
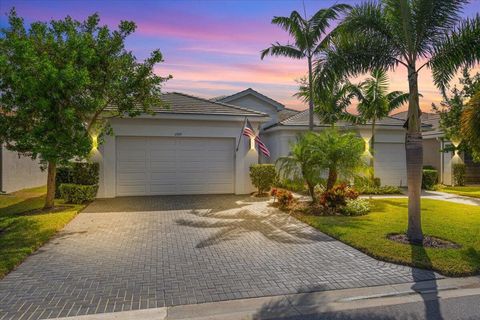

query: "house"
left=0, top=144, right=46, bottom=193
left=93, top=89, right=412, bottom=198
left=392, top=111, right=480, bottom=185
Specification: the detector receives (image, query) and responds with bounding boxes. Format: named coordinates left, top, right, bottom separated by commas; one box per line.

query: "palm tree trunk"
left=307, top=182, right=316, bottom=203
left=370, top=119, right=376, bottom=180
left=326, top=167, right=337, bottom=190
left=406, top=66, right=424, bottom=244
left=44, top=161, right=56, bottom=209
left=307, top=55, right=314, bottom=131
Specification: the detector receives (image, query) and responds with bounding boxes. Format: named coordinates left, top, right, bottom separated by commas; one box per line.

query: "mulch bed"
left=387, top=233, right=461, bottom=249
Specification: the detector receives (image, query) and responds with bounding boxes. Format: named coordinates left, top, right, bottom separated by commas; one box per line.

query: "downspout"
left=439, top=138, right=444, bottom=184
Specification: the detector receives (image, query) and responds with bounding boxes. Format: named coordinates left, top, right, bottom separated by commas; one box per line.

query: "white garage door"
left=116, top=137, right=235, bottom=196
left=374, top=143, right=407, bottom=187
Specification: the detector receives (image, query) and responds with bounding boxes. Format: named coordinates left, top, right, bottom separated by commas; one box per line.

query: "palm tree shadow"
left=410, top=244, right=444, bottom=320
left=176, top=205, right=334, bottom=248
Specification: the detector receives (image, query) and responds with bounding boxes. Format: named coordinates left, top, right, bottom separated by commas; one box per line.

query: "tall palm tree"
left=261, top=4, right=350, bottom=130
left=295, top=76, right=357, bottom=127
left=316, top=1, right=479, bottom=243
left=356, top=69, right=408, bottom=179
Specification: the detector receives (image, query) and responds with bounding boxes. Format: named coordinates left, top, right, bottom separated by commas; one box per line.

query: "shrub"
left=356, top=185, right=402, bottom=195
left=422, top=169, right=438, bottom=190
left=319, top=184, right=359, bottom=210
left=274, top=177, right=308, bottom=193
left=55, top=166, right=73, bottom=198
left=273, top=188, right=294, bottom=208
left=453, top=163, right=466, bottom=186
left=55, top=162, right=99, bottom=197
left=72, top=162, right=100, bottom=185
left=340, top=199, right=371, bottom=216
left=250, top=164, right=276, bottom=194
left=354, top=176, right=381, bottom=188
left=59, top=184, right=98, bottom=204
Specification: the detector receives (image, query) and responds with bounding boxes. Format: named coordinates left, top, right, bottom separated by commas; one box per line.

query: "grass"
left=295, top=198, right=480, bottom=276
left=438, top=185, right=480, bottom=199
left=0, top=186, right=84, bottom=278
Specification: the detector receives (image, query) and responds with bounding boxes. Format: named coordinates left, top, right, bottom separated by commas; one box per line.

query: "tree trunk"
left=370, top=119, right=376, bottom=180
left=44, top=161, right=56, bottom=209
left=307, top=182, right=316, bottom=203
left=405, top=66, right=424, bottom=244
left=307, top=55, right=314, bottom=131
left=326, top=168, right=337, bottom=190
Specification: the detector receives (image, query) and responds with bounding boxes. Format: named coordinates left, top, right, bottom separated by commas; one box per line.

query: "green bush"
left=274, top=177, right=309, bottom=193
left=354, top=176, right=381, bottom=188
left=55, top=166, right=73, bottom=198
left=250, top=164, right=276, bottom=194
left=356, top=185, right=402, bottom=195
left=422, top=169, right=438, bottom=190
left=55, top=162, right=99, bottom=198
left=59, top=184, right=98, bottom=204
left=453, top=163, right=466, bottom=186
left=340, top=198, right=371, bottom=216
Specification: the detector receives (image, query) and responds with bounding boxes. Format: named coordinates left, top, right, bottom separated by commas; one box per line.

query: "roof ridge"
left=168, top=92, right=268, bottom=116
left=215, top=88, right=286, bottom=110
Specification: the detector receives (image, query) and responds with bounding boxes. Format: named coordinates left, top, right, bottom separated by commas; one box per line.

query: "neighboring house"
left=261, top=110, right=409, bottom=187
left=392, top=111, right=480, bottom=185
left=0, top=144, right=46, bottom=193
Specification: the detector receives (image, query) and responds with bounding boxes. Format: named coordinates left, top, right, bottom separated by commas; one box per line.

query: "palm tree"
left=313, top=129, right=365, bottom=190
left=295, top=76, right=358, bottom=127
left=316, top=1, right=479, bottom=243
left=276, top=132, right=322, bottom=202
left=261, top=4, right=350, bottom=130
left=356, top=69, right=408, bottom=180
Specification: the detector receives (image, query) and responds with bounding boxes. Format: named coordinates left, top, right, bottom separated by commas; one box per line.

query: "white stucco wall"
left=1, top=144, right=46, bottom=193
left=223, top=95, right=279, bottom=128
left=262, top=126, right=408, bottom=186
left=95, top=116, right=264, bottom=198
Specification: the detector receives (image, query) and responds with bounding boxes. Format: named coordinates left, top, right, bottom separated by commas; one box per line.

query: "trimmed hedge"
left=59, top=184, right=98, bottom=204
left=250, top=164, right=276, bottom=194
left=356, top=185, right=402, bottom=195
left=55, top=162, right=99, bottom=198
left=422, top=168, right=438, bottom=190
left=453, top=163, right=466, bottom=186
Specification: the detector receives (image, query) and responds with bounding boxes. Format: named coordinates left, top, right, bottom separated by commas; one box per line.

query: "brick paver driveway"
left=0, top=195, right=439, bottom=320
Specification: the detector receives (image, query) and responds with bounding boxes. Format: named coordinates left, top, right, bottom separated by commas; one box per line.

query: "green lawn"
left=295, top=198, right=480, bottom=276
left=0, top=186, right=84, bottom=278
left=438, top=186, right=480, bottom=199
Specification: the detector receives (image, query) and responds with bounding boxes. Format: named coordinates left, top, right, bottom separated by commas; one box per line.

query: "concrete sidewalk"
left=56, top=276, right=480, bottom=320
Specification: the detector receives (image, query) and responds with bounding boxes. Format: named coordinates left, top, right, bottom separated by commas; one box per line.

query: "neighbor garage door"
left=374, top=143, right=407, bottom=186
left=116, top=136, right=235, bottom=196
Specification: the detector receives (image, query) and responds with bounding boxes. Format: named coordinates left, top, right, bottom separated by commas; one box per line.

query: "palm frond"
left=431, top=14, right=480, bottom=95
left=387, top=91, right=409, bottom=110
left=412, top=0, right=468, bottom=57
left=271, top=12, right=308, bottom=49
left=260, top=43, right=304, bottom=60
left=310, top=4, right=351, bottom=43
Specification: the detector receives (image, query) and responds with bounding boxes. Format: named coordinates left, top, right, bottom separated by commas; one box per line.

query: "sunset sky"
left=1, top=0, right=479, bottom=112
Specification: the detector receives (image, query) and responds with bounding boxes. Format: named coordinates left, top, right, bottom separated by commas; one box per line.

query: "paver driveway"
left=0, top=195, right=439, bottom=320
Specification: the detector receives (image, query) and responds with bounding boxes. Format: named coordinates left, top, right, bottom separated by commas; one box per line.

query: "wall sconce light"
left=250, top=137, right=256, bottom=150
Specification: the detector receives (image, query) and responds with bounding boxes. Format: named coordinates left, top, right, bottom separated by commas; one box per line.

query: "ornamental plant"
left=250, top=164, right=276, bottom=195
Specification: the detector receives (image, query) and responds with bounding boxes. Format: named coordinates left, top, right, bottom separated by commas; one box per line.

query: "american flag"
left=242, top=118, right=270, bottom=157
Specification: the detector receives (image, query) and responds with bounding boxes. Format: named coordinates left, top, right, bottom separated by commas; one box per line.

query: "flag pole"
left=236, top=116, right=247, bottom=152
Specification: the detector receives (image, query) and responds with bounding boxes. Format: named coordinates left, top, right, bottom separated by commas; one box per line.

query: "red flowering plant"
left=319, top=184, right=359, bottom=212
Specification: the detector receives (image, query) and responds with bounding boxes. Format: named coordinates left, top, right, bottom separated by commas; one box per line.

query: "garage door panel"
left=116, top=137, right=234, bottom=196
left=374, top=143, right=406, bottom=186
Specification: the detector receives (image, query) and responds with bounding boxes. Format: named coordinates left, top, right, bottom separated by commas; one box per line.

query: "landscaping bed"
left=290, top=198, right=480, bottom=277
left=0, top=186, right=85, bottom=278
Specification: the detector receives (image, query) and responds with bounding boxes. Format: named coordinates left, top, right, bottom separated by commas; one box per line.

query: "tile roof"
left=213, top=88, right=286, bottom=110
left=266, top=110, right=411, bottom=129
left=107, top=92, right=268, bottom=117
left=391, top=111, right=441, bottom=136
